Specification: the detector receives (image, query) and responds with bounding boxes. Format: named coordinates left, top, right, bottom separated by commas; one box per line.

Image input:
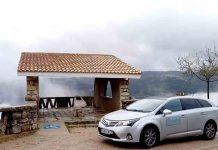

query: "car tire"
left=203, top=121, right=217, bottom=140
left=141, top=126, right=159, bottom=148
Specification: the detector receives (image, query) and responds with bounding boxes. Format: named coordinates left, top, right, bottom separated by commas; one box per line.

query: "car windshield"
left=126, top=99, right=165, bottom=112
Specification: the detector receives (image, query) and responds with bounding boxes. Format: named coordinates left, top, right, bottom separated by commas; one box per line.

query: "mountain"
left=129, top=71, right=215, bottom=98
left=40, top=71, right=217, bottom=98
left=1, top=71, right=217, bottom=105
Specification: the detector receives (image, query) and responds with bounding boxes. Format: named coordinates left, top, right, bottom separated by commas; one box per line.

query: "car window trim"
left=197, top=99, right=212, bottom=108
left=180, top=98, right=202, bottom=110
left=155, top=99, right=183, bottom=115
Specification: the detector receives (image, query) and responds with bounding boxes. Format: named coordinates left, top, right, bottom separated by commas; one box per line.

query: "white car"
left=98, top=97, right=218, bottom=148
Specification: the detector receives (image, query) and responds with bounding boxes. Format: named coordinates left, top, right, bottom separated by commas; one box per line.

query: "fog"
left=190, top=92, right=218, bottom=106
left=0, top=79, right=25, bottom=106
left=39, top=78, right=94, bottom=97
left=1, top=1, right=218, bottom=105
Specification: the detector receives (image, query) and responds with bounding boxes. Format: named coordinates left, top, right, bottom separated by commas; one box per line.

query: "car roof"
left=167, top=96, right=209, bottom=101
left=140, top=98, right=167, bottom=101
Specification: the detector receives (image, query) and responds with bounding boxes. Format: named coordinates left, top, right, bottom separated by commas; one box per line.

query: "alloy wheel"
left=143, top=128, right=157, bottom=147
left=205, top=123, right=216, bottom=139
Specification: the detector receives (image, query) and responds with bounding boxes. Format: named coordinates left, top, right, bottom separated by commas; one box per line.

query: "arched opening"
left=105, top=80, right=112, bottom=98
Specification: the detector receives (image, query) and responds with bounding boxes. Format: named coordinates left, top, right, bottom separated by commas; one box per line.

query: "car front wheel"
left=141, top=127, right=158, bottom=148
left=204, top=121, right=217, bottom=140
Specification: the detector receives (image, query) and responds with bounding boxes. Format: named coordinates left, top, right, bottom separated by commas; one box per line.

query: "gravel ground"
left=1, top=124, right=218, bottom=150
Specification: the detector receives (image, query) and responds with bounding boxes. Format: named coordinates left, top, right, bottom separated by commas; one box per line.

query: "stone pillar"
left=94, top=78, right=129, bottom=112
left=94, top=78, right=107, bottom=108
left=110, top=78, right=129, bottom=110
left=25, top=76, right=39, bottom=102
left=119, top=79, right=129, bottom=102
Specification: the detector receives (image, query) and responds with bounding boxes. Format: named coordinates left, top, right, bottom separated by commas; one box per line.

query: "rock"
left=22, top=111, right=27, bottom=118
left=82, top=108, right=94, bottom=115
left=11, top=120, right=17, bottom=125
left=31, top=112, right=38, bottom=118
left=6, top=129, right=10, bottom=135
left=72, top=109, right=77, bottom=117
left=0, top=122, right=6, bottom=135
left=21, top=125, right=31, bottom=132
left=18, top=118, right=29, bottom=123
left=12, top=112, right=22, bottom=119
left=31, top=123, right=38, bottom=130
left=10, top=125, right=21, bottom=134
left=2, top=113, right=8, bottom=124
left=29, top=119, right=34, bottom=124
left=27, top=112, right=31, bottom=118
left=32, top=118, right=38, bottom=123
left=77, top=109, right=84, bottom=117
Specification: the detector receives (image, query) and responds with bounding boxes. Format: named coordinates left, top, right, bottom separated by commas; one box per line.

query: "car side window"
left=197, top=99, right=212, bottom=107
left=156, top=99, right=183, bottom=115
left=181, top=99, right=201, bottom=110
left=163, top=99, right=183, bottom=112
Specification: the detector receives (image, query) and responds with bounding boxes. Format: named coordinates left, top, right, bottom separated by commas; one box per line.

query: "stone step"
left=66, top=124, right=98, bottom=128
left=65, top=120, right=99, bottom=126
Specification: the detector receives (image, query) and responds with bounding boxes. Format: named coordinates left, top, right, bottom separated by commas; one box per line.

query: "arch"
left=105, top=80, right=112, bottom=98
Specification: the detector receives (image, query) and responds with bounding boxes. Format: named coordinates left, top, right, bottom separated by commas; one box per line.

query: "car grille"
left=102, top=118, right=118, bottom=127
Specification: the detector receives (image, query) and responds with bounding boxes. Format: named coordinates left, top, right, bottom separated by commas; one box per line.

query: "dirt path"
left=1, top=121, right=218, bottom=150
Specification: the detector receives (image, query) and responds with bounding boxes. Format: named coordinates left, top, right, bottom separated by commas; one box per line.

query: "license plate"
left=101, top=128, right=113, bottom=135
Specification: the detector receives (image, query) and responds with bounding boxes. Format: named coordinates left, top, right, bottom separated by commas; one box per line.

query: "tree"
left=177, top=48, right=218, bottom=99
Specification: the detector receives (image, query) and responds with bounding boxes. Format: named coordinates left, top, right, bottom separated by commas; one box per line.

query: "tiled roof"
left=17, top=52, right=141, bottom=76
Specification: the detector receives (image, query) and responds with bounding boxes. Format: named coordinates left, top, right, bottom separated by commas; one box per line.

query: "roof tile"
left=17, top=52, right=141, bottom=75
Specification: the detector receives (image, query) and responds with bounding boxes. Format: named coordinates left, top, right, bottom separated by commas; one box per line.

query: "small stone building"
left=17, top=52, right=141, bottom=112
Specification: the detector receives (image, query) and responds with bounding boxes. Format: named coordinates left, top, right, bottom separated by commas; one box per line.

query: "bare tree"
left=177, top=48, right=218, bottom=99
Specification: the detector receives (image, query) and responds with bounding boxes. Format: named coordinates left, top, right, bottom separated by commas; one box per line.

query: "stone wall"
left=39, top=107, right=95, bottom=119
left=0, top=104, right=38, bottom=135
left=120, top=79, right=129, bottom=101
left=25, top=76, right=39, bottom=101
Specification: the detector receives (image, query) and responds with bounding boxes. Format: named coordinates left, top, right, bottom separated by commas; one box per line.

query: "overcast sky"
left=1, top=0, right=218, bottom=80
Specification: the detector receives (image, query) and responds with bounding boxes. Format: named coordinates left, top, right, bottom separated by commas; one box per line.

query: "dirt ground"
left=1, top=122, right=218, bottom=150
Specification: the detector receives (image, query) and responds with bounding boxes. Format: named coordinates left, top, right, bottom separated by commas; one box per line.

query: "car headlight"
left=116, top=118, right=140, bottom=127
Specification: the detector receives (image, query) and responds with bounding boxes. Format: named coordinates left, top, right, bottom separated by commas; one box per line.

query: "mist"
left=190, top=92, right=218, bottom=106
left=39, top=78, right=94, bottom=97
left=1, top=0, right=218, bottom=105
left=0, top=79, right=25, bottom=106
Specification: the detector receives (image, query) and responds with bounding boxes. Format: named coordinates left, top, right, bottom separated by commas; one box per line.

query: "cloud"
left=1, top=0, right=218, bottom=104
left=1, top=0, right=218, bottom=73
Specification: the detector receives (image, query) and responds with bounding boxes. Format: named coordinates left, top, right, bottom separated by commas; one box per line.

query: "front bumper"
left=98, top=122, right=140, bottom=143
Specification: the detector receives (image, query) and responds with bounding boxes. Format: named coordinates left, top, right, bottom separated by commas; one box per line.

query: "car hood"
left=104, top=109, right=149, bottom=120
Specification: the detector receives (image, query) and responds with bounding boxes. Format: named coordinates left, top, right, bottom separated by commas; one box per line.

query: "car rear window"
left=181, top=99, right=201, bottom=110
left=197, top=99, right=212, bottom=107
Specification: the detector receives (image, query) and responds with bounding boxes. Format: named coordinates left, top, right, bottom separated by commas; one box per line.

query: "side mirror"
left=163, top=109, right=172, bottom=116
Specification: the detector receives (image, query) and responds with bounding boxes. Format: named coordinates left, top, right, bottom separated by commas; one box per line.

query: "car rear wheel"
left=141, top=127, right=158, bottom=148
left=204, top=121, right=217, bottom=140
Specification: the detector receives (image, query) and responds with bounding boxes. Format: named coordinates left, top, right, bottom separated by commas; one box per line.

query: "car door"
left=180, top=98, right=203, bottom=134
left=159, top=99, right=187, bottom=137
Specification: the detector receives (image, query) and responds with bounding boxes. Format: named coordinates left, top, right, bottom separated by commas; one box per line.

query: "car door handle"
left=201, top=112, right=206, bottom=115
left=181, top=115, right=185, bottom=118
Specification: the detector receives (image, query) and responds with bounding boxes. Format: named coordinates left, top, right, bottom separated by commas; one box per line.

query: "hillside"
left=40, top=71, right=216, bottom=98
left=129, top=71, right=208, bottom=98
left=1, top=71, right=217, bottom=105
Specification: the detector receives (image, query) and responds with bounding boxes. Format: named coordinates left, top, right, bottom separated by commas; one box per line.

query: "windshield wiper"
left=125, top=109, right=145, bottom=112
